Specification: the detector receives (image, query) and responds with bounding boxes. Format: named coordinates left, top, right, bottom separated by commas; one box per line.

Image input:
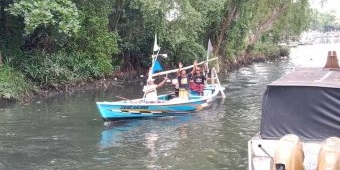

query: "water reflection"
left=99, top=116, right=191, bottom=149
left=95, top=116, right=194, bottom=169
left=99, top=120, right=143, bottom=148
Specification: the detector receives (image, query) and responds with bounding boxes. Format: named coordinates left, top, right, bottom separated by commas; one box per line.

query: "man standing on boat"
left=177, top=60, right=208, bottom=98
left=177, top=62, right=193, bottom=100
left=143, top=75, right=169, bottom=102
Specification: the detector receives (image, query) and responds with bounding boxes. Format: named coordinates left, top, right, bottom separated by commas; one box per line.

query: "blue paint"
left=96, top=85, right=223, bottom=120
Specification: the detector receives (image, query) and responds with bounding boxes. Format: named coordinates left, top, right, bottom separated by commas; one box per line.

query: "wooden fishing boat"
left=96, top=37, right=225, bottom=121
left=96, top=83, right=224, bottom=120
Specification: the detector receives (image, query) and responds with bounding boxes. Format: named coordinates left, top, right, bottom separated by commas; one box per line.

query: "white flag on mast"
left=206, top=39, right=213, bottom=69
left=153, top=34, right=160, bottom=52
left=207, top=39, right=213, bottom=53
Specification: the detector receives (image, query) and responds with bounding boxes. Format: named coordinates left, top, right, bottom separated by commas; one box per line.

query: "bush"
left=0, top=64, right=35, bottom=100
left=18, top=52, right=78, bottom=86
left=65, top=51, right=104, bottom=79
left=17, top=51, right=113, bottom=87
left=253, top=42, right=290, bottom=59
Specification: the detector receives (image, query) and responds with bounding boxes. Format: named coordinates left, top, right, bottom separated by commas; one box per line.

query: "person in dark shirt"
left=177, top=62, right=193, bottom=89
left=177, top=62, right=194, bottom=99
left=189, top=65, right=206, bottom=95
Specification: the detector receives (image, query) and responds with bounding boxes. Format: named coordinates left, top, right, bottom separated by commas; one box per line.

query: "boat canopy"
left=260, top=67, right=340, bottom=141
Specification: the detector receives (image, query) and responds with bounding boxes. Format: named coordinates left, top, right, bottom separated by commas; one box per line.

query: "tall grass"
left=0, top=64, right=35, bottom=100
left=17, top=51, right=110, bottom=88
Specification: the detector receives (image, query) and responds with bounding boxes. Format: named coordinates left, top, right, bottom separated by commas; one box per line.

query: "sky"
left=310, top=0, right=340, bottom=18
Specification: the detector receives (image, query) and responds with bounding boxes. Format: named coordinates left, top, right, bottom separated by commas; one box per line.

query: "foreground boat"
left=248, top=51, right=340, bottom=170
left=97, top=83, right=224, bottom=120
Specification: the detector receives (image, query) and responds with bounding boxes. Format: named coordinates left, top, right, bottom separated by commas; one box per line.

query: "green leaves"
left=19, top=51, right=82, bottom=86
left=310, top=10, right=339, bottom=31
left=118, top=0, right=207, bottom=67
left=7, top=0, right=80, bottom=36
left=271, top=0, right=311, bottom=39
left=65, top=0, right=118, bottom=77
left=0, top=0, right=315, bottom=93
left=0, top=64, right=35, bottom=100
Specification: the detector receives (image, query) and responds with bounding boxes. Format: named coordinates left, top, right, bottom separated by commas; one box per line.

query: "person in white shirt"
left=143, top=76, right=168, bottom=102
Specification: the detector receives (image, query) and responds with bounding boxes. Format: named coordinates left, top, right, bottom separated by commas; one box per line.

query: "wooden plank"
left=151, top=57, right=219, bottom=77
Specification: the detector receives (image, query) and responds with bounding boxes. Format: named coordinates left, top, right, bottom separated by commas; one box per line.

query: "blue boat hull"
left=97, top=96, right=210, bottom=120
left=96, top=85, right=222, bottom=120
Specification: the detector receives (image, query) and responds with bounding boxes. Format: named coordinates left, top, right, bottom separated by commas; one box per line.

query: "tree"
left=110, top=0, right=208, bottom=75
left=7, top=0, right=80, bottom=36
left=239, top=0, right=310, bottom=55
left=213, top=0, right=242, bottom=56
left=6, top=0, right=81, bottom=51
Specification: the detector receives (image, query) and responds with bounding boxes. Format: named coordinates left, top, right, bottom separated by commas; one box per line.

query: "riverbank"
left=223, top=47, right=289, bottom=73
left=0, top=47, right=289, bottom=108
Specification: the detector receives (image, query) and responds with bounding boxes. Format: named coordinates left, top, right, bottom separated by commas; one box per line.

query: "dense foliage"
left=0, top=0, right=318, bottom=100
left=310, top=10, right=340, bottom=31
left=0, top=64, right=34, bottom=100
left=7, top=0, right=80, bottom=36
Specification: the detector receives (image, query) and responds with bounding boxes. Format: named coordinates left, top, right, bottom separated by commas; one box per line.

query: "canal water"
left=0, top=43, right=339, bottom=170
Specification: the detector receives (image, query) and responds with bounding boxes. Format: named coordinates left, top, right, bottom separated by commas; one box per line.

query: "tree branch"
left=248, top=3, right=288, bottom=46
left=215, top=3, right=240, bottom=55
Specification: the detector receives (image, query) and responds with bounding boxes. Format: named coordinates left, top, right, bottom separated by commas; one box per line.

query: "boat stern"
left=248, top=137, right=277, bottom=170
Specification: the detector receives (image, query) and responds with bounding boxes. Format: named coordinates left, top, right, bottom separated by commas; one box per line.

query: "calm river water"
left=0, top=43, right=339, bottom=170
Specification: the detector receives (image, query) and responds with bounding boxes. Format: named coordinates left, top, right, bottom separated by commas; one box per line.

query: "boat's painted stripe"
left=97, top=99, right=209, bottom=107
left=122, top=109, right=166, bottom=114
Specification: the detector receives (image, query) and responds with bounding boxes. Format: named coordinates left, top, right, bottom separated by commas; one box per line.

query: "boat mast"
left=149, top=34, right=161, bottom=79
left=206, top=39, right=212, bottom=70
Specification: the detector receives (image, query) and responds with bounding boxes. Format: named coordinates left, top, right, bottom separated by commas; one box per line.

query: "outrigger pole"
left=212, top=67, right=226, bottom=98
left=151, top=57, right=219, bottom=77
